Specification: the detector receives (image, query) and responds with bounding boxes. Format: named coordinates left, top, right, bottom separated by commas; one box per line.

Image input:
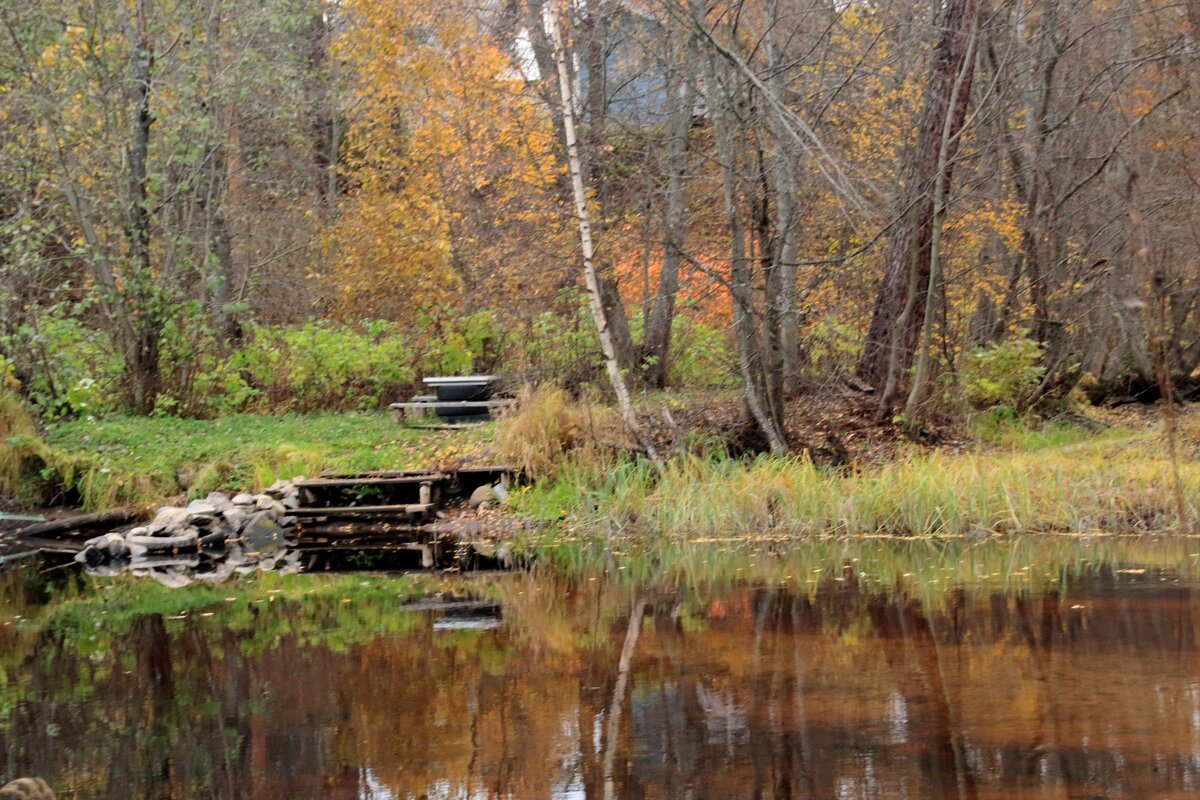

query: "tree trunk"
left=764, top=0, right=801, bottom=394
left=124, top=0, right=161, bottom=414
left=548, top=3, right=657, bottom=460
left=856, top=0, right=980, bottom=399
left=905, top=27, right=979, bottom=414
left=705, top=52, right=788, bottom=455
left=640, top=50, right=692, bottom=389
left=204, top=3, right=239, bottom=349
left=577, top=0, right=638, bottom=379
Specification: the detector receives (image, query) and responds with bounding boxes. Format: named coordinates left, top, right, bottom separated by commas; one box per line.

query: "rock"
left=130, top=554, right=200, bottom=570
left=127, top=526, right=149, bottom=537
left=127, top=530, right=199, bottom=551
left=186, top=499, right=217, bottom=516
left=74, top=532, right=131, bottom=566
left=231, top=493, right=255, bottom=506
left=197, top=530, right=227, bottom=550
left=148, top=506, right=190, bottom=534
left=222, top=507, right=247, bottom=530
left=148, top=570, right=192, bottom=589
left=282, top=492, right=300, bottom=509
left=188, top=514, right=219, bottom=531
left=492, top=482, right=509, bottom=502
left=467, top=484, right=496, bottom=509
left=0, top=777, right=57, bottom=800
left=254, top=494, right=275, bottom=510
left=205, top=492, right=233, bottom=512
left=241, top=511, right=287, bottom=549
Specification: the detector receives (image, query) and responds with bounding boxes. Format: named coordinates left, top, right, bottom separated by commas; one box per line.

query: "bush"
left=665, top=314, right=735, bottom=388
left=0, top=309, right=123, bottom=419
left=155, top=313, right=504, bottom=416
left=961, top=335, right=1045, bottom=409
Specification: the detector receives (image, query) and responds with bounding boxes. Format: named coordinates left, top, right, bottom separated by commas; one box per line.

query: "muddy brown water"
left=2, top=544, right=1200, bottom=799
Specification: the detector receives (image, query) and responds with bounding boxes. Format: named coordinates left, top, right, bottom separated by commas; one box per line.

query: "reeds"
left=513, top=423, right=1199, bottom=539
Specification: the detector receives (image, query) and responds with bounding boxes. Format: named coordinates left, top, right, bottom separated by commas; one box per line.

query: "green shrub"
left=666, top=313, right=735, bottom=388
left=961, top=335, right=1045, bottom=409
left=0, top=308, right=123, bottom=419
left=517, top=297, right=604, bottom=389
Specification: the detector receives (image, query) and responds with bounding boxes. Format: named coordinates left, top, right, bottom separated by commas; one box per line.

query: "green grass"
left=42, top=412, right=493, bottom=510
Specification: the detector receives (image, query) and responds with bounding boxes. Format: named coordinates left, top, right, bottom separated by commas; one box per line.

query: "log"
left=12, top=509, right=142, bottom=540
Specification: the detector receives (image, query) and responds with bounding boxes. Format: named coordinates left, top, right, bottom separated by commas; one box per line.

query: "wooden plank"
left=291, top=503, right=436, bottom=518
left=316, top=468, right=444, bottom=479
left=0, top=512, right=45, bottom=523
left=403, top=422, right=488, bottom=431
left=294, top=475, right=446, bottom=489
left=388, top=399, right=515, bottom=410
left=455, top=465, right=519, bottom=475
left=8, top=536, right=84, bottom=554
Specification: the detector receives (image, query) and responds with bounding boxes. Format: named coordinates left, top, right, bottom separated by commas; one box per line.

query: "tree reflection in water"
left=2, top=546, right=1200, bottom=799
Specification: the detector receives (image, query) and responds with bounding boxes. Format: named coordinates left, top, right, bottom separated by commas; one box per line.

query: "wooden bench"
left=389, top=398, right=516, bottom=423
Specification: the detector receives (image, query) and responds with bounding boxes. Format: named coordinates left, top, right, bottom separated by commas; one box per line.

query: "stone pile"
left=75, top=479, right=305, bottom=587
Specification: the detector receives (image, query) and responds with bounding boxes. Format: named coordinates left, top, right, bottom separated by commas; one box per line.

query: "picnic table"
left=389, top=375, right=514, bottom=423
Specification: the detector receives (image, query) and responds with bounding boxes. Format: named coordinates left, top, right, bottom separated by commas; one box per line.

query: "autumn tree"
left=330, top=0, right=568, bottom=322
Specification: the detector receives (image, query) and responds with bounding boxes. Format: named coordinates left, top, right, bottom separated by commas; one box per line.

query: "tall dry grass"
left=0, top=389, right=38, bottom=498
left=494, top=383, right=628, bottom=479
left=512, top=420, right=1200, bottom=538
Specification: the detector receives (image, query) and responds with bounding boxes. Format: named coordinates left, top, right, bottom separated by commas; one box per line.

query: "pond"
left=2, top=535, right=1200, bottom=799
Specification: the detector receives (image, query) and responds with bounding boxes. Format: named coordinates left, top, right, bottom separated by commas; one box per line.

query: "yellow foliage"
left=330, top=0, right=566, bottom=317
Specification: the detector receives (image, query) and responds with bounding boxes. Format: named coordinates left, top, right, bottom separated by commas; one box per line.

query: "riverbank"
left=12, top=399, right=1197, bottom=543
left=506, top=399, right=1198, bottom=544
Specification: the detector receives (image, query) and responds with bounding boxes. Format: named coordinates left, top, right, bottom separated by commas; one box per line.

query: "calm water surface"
left=3, top=538, right=1200, bottom=799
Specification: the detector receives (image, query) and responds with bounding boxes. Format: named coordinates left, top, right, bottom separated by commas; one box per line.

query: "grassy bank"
left=40, top=413, right=492, bottom=510
left=510, top=409, right=1199, bottom=539
left=23, top=394, right=1200, bottom=542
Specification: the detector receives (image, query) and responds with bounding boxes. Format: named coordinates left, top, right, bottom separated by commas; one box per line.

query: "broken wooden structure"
left=1, top=466, right=520, bottom=576
left=289, top=466, right=516, bottom=569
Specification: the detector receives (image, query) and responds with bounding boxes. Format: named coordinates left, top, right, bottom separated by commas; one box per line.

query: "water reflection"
left=3, top=544, right=1200, bottom=798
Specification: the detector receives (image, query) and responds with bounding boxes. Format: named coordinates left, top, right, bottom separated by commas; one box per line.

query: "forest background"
left=1, top=0, right=1199, bottom=458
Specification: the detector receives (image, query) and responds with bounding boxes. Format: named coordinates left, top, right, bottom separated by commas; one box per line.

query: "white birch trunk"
left=547, top=3, right=657, bottom=461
